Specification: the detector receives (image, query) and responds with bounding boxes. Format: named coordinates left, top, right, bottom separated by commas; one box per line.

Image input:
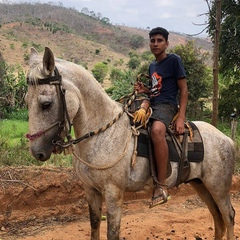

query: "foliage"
left=31, top=42, right=43, bottom=52
left=207, top=0, right=240, bottom=77
left=107, top=69, right=137, bottom=100
left=95, top=49, right=100, bottom=55
left=140, top=50, right=154, bottom=62
left=44, top=21, right=72, bottom=34
left=0, top=120, right=72, bottom=167
left=127, top=57, right=141, bottom=70
left=219, top=80, right=240, bottom=119
left=0, top=60, right=27, bottom=119
left=170, top=41, right=212, bottom=119
left=207, top=0, right=240, bottom=120
left=129, top=35, right=145, bottom=49
left=109, top=68, right=124, bottom=82
left=100, top=17, right=110, bottom=24
left=5, top=108, right=28, bottom=121
left=92, top=62, right=108, bottom=83
left=25, top=17, right=43, bottom=27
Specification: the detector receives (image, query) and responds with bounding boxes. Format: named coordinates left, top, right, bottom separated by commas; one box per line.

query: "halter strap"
left=27, top=68, right=62, bottom=85
left=26, top=67, right=72, bottom=142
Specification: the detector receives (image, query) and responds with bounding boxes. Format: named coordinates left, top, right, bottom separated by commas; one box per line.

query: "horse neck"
left=66, top=73, right=122, bottom=136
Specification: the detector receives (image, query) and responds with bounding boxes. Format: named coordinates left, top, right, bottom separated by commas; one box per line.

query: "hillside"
left=0, top=2, right=212, bottom=73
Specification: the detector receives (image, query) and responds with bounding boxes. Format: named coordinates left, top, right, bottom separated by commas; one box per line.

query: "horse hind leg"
left=189, top=180, right=229, bottom=239
left=84, top=187, right=103, bottom=240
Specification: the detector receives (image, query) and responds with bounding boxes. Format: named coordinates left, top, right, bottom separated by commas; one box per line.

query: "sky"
left=2, top=0, right=209, bottom=36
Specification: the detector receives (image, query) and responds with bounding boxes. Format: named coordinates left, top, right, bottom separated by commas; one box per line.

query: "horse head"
left=25, top=47, right=72, bottom=161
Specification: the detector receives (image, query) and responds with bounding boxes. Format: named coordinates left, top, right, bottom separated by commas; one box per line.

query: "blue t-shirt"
left=148, top=53, right=186, bottom=106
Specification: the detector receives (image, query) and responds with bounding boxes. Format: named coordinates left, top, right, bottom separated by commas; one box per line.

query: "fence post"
left=230, top=113, right=237, bottom=141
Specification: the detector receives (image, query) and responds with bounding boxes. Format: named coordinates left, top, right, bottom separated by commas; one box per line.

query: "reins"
left=52, top=89, right=138, bottom=148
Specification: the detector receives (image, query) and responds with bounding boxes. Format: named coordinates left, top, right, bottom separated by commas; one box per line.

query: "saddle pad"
left=137, top=121, right=204, bottom=163
left=136, top=129, right=149, bottom=157
left=167, top=121, right=204, bottom=162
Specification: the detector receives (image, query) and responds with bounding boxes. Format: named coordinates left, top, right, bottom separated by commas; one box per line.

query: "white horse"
left=25, top=47, right=235, bottom=240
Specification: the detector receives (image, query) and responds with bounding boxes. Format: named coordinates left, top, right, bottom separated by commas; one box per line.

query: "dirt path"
left=0, top=167, right=239, bottom=240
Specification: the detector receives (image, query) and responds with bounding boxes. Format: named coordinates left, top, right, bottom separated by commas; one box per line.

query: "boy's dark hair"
left=149, top=27, right=169, bottom=41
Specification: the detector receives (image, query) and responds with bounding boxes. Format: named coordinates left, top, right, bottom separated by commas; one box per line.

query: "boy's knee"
left=151, top=127, right=165, bottom=140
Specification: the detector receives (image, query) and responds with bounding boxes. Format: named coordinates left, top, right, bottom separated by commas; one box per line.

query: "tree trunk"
left=211, top=0, right=221, bottom=127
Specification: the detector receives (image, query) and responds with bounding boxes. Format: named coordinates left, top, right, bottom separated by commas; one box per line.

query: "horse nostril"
left=37, top=153, right=46, bottom=161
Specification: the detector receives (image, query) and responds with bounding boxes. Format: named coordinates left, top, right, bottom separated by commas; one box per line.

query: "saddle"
left=128, top=97, right=204, bottom=187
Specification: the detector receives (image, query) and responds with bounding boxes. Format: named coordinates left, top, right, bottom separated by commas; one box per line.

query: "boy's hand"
left=134, top=81, right=146, bottom=94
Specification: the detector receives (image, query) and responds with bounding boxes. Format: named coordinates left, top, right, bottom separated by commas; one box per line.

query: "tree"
left=207, top=0, right=240, bottom=122
left=92, top=62, right=108, bottom=83
left=0, top=61, right=27, bottom=119
left=219, top=0, right=240, bottom=77
left=129, top=35, right=145, bottom=49
left=96, top=12, right=102, bottom=20
left=212, top=0, right=221, bottom=126
left=101, top=17, right=110, bottom=25
left=219, top=80, right=240, bottom=119
left=107, top=69, right=136, bottom=100
left=127, top=57, right=140, bottom=70
left=81, top=7, right=89, bottom=15
left=171, top=41, right=212, bottom=119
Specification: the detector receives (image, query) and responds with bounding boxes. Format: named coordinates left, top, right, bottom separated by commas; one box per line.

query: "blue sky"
left=1, top=0, right=209, bottom=36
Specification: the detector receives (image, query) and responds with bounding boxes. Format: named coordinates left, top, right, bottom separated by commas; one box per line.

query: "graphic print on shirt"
left=150, top=72, right=162, bottom=97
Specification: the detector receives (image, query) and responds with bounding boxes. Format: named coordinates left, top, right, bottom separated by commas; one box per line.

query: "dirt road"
left=0, top=167, right=239, bottom=240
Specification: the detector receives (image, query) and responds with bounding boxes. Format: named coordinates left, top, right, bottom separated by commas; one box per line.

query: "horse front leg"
left=104, top=185, right=124, bottom=240
left=84, top=187, right=103, bottom=240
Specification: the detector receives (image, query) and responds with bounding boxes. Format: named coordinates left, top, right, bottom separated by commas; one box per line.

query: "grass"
left=0, top=119, right=72, bottom=167
left=0, top=119, right=28, bottom=146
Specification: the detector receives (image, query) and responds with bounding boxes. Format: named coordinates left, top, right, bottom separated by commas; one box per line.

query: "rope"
left=26, top=121, right=61, bottom=140
left=72, top=131, right=133, bottom=170
left=56, top=90, right=150, bottom=170
left=68, top=91, right=138, bottom=145
left=131, top=126, right=140, bottom=167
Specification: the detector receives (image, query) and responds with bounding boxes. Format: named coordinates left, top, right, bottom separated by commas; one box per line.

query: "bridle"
left=26, top=67, right=72, bottom=146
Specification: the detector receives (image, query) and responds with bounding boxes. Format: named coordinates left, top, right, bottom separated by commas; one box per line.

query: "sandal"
left=149, top=188, right=170, bottom=208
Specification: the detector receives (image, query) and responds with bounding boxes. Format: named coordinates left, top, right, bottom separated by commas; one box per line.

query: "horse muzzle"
left=30, top=145, right=53, bottom=161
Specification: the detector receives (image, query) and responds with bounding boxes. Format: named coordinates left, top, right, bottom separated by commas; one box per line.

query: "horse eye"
left=42, top=102, right=51, bottom=110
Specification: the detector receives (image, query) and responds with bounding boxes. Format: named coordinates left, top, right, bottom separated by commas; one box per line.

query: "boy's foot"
left=149, top=187, right=170, bottom=208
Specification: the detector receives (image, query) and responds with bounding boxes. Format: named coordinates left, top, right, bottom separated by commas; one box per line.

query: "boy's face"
left=149, top=34, right=169, bottom=56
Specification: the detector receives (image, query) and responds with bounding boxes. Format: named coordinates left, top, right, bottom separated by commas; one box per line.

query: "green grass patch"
left=0, top=119, right=28, bottom=146
left=0, top=119, right=72, bottom=167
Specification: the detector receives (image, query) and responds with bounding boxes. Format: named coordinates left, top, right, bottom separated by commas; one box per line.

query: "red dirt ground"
left=0, top=166, right=239, bottom=240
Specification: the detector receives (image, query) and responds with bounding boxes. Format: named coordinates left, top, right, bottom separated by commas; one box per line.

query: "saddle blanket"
left=137, top=121, right=204, bottom=163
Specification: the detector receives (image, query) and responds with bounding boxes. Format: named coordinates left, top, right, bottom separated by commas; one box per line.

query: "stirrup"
left=149, top=186, right=170, bottom=208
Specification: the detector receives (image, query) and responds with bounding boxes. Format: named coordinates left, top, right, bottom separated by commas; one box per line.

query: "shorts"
left=150, top=102, right=178, bottom=128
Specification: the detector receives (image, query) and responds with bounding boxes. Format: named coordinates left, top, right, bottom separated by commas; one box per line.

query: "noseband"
left=26, top=67, right=72, bottom=145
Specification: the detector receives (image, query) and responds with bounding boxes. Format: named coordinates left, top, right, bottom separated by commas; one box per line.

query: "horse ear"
left=31, top=48, right=38, bottom=55
left=43, top=47, right=55, bottom=75
left=29, top=48, right=38, bottom=66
